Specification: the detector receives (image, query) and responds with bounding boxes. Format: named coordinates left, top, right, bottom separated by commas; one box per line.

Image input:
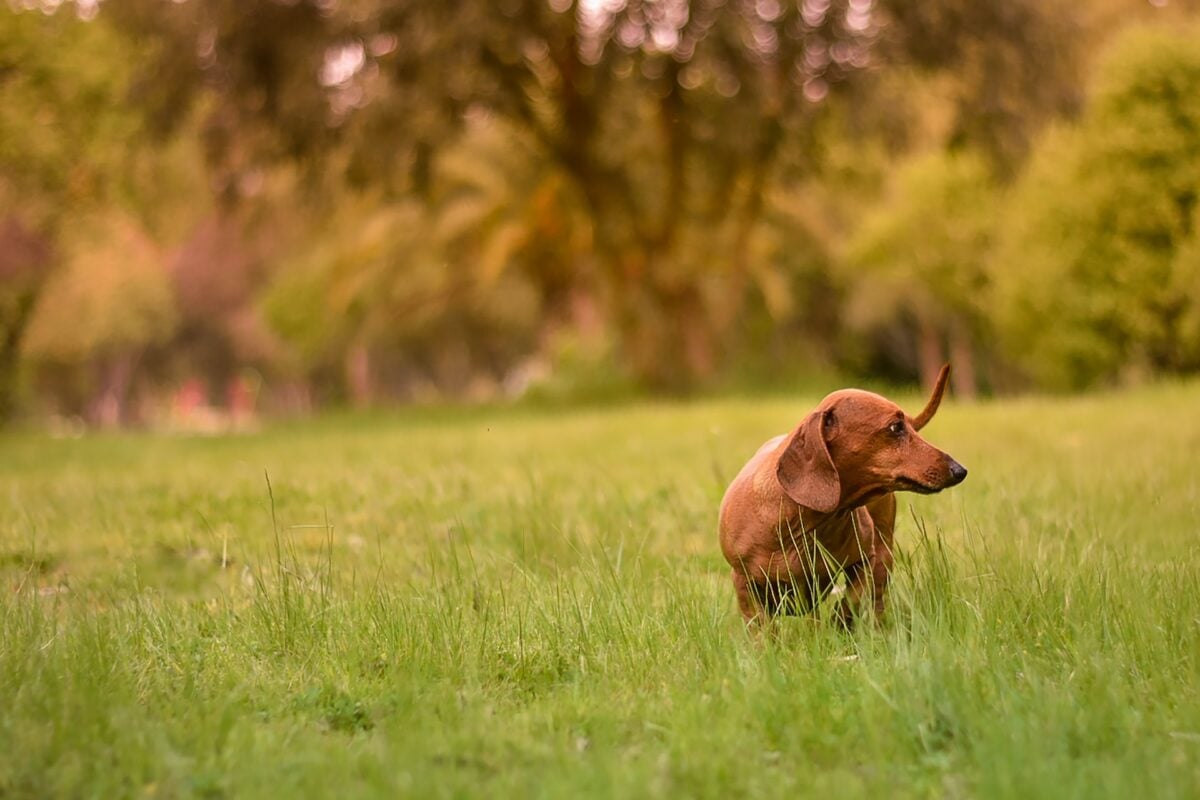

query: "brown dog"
left=718, top=365, right=966, bottom=627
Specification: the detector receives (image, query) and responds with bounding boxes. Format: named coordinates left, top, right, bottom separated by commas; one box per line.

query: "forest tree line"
left=2, top=0, right=1199, bottom=426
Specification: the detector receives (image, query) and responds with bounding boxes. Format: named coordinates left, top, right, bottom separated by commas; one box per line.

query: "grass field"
left=3, top=382, right=1199, bottom=799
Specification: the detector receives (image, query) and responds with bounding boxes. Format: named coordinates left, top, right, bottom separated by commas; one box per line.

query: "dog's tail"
left=912, top=363, right=950, bottom=431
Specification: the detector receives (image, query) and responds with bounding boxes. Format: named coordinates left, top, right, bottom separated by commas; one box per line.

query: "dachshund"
left=718, top=365, right=966, bottom=627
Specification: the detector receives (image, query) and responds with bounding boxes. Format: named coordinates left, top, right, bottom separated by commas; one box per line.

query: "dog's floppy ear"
left=776, top=409, right=840, bottom=513
left=911, top=363, right=951, bottom=431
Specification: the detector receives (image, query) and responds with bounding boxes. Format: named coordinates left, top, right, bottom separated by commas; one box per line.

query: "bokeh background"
left=3, top=0, right=1199, bottom=429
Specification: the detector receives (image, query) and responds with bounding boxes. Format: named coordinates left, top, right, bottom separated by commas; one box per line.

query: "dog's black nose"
left=947, top=459, right=968, bottom=486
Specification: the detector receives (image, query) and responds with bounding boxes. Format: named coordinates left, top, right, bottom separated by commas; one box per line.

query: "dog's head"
left=776, top=364, right=967, bottom=513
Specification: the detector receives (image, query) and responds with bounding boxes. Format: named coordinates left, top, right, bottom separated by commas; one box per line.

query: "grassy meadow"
left=2, top=382, right=1199, bottom=799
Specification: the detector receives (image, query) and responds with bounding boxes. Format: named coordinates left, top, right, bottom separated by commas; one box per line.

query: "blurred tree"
left=263, top=121, right=559, bottom=404
left=265, top=197, right=434, bottom=405
left=0, top=7, right=143, bottom=208
left=846, top=151, right=996, bottom=396
left=993, top=25, right=1200, bottom=389
left=0, top=213, right=52, bottom=422
left=6, top=0, right=1193, bottom=418
left=1173, top=213, right=1200, bottom=367
left=817, top=0, right=1179, bottom=389
left=113, top=0, right=883, bottom=388
left=22, top=212, right=176, bottom=426
left=168, top=210, right=281, bottom=399
left=433, top=116, right=598, bottom=352
left=105, top=0, right=337, bottom=203
left=0, top=7, right=149, bottom=420
left=875, top=0, right=1084, bottom=174
left=113, top=0, right=1142, bottom=390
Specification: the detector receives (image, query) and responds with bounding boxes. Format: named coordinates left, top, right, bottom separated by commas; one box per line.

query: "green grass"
left=2, top=382, right=1199, bottom=799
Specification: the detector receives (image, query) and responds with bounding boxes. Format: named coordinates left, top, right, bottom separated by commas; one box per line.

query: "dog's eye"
left=888, top=420, right=905, bottom=436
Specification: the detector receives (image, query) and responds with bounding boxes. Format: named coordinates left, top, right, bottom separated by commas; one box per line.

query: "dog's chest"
left=773, top=507, right=875, bottom=567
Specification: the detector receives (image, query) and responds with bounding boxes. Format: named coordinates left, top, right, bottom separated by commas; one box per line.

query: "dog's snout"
left=946, top=458, right=968, bottom=486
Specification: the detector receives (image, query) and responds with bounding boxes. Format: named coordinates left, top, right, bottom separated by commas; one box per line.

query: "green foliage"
left=112, top=0, right=903, bottom=389
left=22, top=211, right=176, bottom=364
left=2, top=384, right=1200, bottom=796
left=879, top=0, right=1084, bottom=172
left=264, top=118, right=603, bottom=396
left=1173, top=216, right=1200, bottom=366
left=994, top=26, right=1200, bottom=389
left=4, top=2, right=1200, bottom=417
left=0, top=7, right=194, bottom=422
left=0, top=9, right=144, bottom=217
left=265, top=198, right=422, bottom=370
left=847, top=150, right=996, bottom=334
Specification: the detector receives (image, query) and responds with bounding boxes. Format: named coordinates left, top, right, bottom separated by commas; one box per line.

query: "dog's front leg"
left=837, top=509, right=893, bottom=627
left=731, top=568, right=763, bottom=626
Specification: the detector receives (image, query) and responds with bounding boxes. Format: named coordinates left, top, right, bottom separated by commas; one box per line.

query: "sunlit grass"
left=2, top=382, right=1199, bottom=798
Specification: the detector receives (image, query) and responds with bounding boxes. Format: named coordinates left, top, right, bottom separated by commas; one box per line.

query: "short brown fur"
left=718, top=365, right=966, bottom=627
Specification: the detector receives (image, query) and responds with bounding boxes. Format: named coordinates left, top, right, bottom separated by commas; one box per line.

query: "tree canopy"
left=993, top=25, right=1200, bottom=388
left=0, top=1, right=1196, bottom=424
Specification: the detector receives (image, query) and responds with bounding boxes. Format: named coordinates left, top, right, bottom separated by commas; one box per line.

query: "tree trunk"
left=670, top=284, right=716, bottom=385
left=916, top=314, right=945, bottom=392
left=0, top=326, right=21, bottom=424
left=948, top=319, right=978, bottom=399
left=345, top=340, right=373, bottom=408
left=88, top=353, right=137, bottom=428
left=611, top=246, right=720, bottom=391
left=0, top=292, right=38, bottom=424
